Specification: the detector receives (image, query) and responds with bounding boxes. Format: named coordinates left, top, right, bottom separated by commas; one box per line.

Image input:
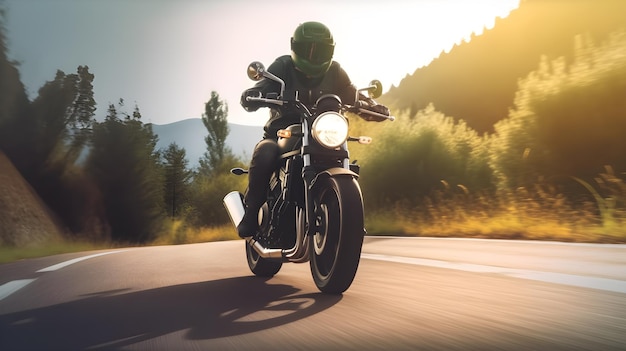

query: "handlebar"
left=246, top=94, right=394, bottom=121
left=348, top=101, right=395, bottom=122
left=355, top=108, right=395, bottom=122
left=246, top=95, right=285, bottom=106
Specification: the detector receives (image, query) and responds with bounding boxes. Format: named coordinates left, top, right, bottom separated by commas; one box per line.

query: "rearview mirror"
left=357, top=80, right=383, bottom=99
left=367, top=80, right=383, bottom=99
left=247, top=61, right=265, bottom=81
left=246, top=61, right=286, bottom=98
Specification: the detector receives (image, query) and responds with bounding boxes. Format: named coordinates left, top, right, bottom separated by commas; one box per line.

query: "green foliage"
left=3, top=0, right=626, bottom=246
left=382, top=0, right=626, bottom=133
left=570, top=166, right=626, bottom=237
left=491, top=30, right=626, bottom=190
left=2, top=5, right=249, bottom=243
left=65, top=66, right=96, bottom=163
left=33, top=160, right=108, bottom=241
left=187, top=90, right=248, bottom=227
left=0, top=9, right=30, bottom=161
left=199, top=91, right=231, bottom=176
left=188, top=153, right=247, bottom=227
left=29, top=71, right=79, bottom=168
left=86, top=102, right=164, bottom=243
left=161, top=142, right=193, bottom=218
left=359, top=104, right=491, bottom=209
left=1, top=67, right=96, bottom=183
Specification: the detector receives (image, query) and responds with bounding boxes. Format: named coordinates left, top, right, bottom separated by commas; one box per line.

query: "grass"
left=3, top=176, right=625, bottom=265
left=0, top=239, right=106, bottom=264
left=0, top=221, right=240, bottom=264
left=365, top=186, right=626, bottom=243
left=151, top=220, right=239, bottom=245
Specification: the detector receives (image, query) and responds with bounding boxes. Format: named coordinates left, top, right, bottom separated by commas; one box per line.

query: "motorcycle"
left=223, top=61, right=394, bottom=294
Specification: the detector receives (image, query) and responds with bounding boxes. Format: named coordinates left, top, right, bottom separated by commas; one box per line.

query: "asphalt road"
left=1, top=237, right=625, bottom=350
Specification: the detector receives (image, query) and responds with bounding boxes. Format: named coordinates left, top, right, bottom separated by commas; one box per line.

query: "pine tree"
left=86, top=102, right=165, bottom=243
left=162, top=143, right=192, bottom=218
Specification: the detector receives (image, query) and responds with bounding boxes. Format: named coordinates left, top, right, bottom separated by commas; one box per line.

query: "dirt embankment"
left=0, top=151, right=64, bottom=247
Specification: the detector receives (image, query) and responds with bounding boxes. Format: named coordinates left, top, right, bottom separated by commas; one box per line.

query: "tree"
left=6, top=66, right=96, bottom=182
left=359, top=105, right=489, bottom=209
left=162, top=143, right=192, bottom=218
left=0, top=7, right=31, bottom=164
left=188, top=91, right=249, bottom=226
left=490, top=31, right=626, bottom=191
left=65, top=65, right=96, bottom=164
left=188, top=153, right=247, bottom=226
left=199, top=91, right=231, bottom=175
left=86, top=101, right=165, bottom=243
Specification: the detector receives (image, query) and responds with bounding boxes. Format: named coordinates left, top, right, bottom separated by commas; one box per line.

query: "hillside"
left=382, top=0, right=626, bottom=133
left=0, top=151, right=64, bottom=247
left=151, top=119, right=263, bottom=166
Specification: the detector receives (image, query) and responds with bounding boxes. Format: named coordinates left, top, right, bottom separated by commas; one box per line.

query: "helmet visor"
left=292, top=41, right=334, bottom=65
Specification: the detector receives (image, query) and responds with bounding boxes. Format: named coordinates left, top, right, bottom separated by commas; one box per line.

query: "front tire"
left=246, top=241, right=282, bottom=277
left=310, top=176, right=365, bottom=294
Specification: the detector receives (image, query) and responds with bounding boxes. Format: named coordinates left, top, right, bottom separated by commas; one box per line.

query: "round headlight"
left=312, top=112, right=349, bottom=149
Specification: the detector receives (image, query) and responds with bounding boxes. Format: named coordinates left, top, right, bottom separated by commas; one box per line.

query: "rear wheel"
left=310, top=176, right=365, bottom=294
left=246, top=242, right=282, bottom=277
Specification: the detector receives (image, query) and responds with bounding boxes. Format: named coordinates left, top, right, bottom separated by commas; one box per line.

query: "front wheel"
left=246, top=241, right=282, bottom=277
left=310, top=176, right=365, bottom=294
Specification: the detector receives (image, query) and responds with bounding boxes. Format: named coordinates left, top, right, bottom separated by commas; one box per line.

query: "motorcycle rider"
left=237, top=21, right=390, bottom=238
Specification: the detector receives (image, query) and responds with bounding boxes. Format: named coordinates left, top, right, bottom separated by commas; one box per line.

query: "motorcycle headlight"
left=311, top=112, right=349, bottom=149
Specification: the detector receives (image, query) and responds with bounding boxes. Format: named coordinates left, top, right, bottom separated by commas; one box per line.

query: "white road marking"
left=0, top=279, right=36, bottom=301
left=0, top=250, right=126, bottom=302
left=361, top=253, right=626, bottom=294
left=37, top=250, right=126, bottom=272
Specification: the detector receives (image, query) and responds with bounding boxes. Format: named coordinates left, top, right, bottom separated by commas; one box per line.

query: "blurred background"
left=1, top=0, right=625, bottom=260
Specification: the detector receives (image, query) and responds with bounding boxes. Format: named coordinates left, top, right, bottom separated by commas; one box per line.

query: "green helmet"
left=290, top=21, right=335, bottom=78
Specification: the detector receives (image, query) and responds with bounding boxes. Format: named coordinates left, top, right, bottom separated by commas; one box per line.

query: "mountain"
left=382, top=0, right=626, bottom=133
left=150, top=118, right=263, bottom=166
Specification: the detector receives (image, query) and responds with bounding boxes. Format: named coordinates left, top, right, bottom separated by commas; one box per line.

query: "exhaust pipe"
left=223, top=191, right=245, bottom=228
left=245, top=237, right=283, bottom=260
left=223, top=191, right=311, bottom=262
left=223, top=191, right=283, bottom=260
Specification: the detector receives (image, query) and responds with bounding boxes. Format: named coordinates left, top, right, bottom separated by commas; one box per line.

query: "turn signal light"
left=277, top=129, right=292, bottom=138
left=358, top=136, right=372, bottom=144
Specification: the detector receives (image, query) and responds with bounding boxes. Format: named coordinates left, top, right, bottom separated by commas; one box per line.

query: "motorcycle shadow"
left=0, top=276, right=342, bottom=350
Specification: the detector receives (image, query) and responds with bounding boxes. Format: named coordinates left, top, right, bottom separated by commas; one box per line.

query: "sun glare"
left=329, top=1, right=520, bottom=90
left=157, top=0, right=521, bottom=125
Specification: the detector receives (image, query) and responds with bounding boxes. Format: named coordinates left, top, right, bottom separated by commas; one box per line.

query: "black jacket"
left=241, top=55, right=358, bottom=139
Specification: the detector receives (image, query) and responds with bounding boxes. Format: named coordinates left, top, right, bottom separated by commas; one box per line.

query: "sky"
left=3, top=0, right=519, bottom=126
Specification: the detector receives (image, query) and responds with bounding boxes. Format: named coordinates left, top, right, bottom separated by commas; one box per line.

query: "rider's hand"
left=241, top=89, right=262, bottom=112
left=358, top=101, right=390, bottom=122
left=369, top=104, right=390, bottom=117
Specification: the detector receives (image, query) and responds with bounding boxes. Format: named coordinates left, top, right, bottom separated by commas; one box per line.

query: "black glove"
left=369, top=103, right=390, bottom=116
left=359, top=101, right=390, bottom=122
left=240, top=89, right=262, bottom=112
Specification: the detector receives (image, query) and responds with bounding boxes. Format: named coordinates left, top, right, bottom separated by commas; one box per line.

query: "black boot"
left=237, top=206, right=259, bottom=238
left=238, top=139, right=279, bottom=238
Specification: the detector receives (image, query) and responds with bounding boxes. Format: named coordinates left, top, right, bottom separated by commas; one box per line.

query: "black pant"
left=244, top=138, right=280, bottom=211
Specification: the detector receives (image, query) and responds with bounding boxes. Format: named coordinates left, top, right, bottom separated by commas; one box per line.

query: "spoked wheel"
left=310, top=176, right=365, bottom=294
left=246, top=241, right=282, bottom=277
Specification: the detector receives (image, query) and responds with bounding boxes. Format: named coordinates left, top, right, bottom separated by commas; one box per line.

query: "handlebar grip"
left=358, top=108, right=395, bottom=122
left=246, top=96, right=285, bottom=106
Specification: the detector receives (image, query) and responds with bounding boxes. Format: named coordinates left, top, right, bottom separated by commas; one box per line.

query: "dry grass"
left=365, top=186, right=626, bottom=243
left=152, top=220, right=239, bottom=245
left=3, top=145, right=624, bottom=265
